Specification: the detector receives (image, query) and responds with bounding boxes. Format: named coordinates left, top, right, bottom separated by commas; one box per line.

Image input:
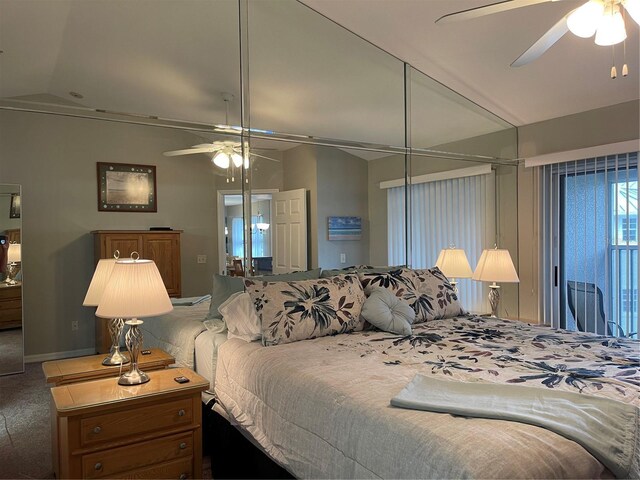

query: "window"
left=621, top=289, right=638, bottom=313
left=621, top=217, right=637, bottom=243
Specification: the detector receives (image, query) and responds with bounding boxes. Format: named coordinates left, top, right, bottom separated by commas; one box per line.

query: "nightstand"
left=42, top=348, right=174, bottom=386
left=50, top=367, right=209, bottom=479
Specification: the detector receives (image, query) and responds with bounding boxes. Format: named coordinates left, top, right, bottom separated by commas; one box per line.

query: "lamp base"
left=102, top=347, right=129, bottom=366
left=488, top=283, right=501, bottom=318
left=117, top=367, right=150, bottom=385
left=118, top=319, right=149, bottom=386
left=103, top=318, right=130, bottom=366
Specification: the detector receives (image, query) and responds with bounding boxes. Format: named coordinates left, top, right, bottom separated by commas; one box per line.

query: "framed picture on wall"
left=97, top=162, right=157, bottom=212
left=328, top=216, right=362, bottom=240
left=9, top=194, right=20, bottom=219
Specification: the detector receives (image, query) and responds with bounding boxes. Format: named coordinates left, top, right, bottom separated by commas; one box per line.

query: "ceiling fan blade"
left=511, top=12, right=570, bottom=67
left=436, top=0, right=562, bottom=24
left=163, top=147, right=216, bottom=157
left=250, top=152, right=281, bottom=163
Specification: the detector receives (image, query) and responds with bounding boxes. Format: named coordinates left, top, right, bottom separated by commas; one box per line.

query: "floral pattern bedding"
left=331, top=314, right=639, bottom=406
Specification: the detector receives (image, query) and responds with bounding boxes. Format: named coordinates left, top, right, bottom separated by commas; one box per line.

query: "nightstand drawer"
left=80, top=397, right=193, bottom=446
left=82, top=431, right=193, bottom=479
left=118, top=457, right=193, bottom=479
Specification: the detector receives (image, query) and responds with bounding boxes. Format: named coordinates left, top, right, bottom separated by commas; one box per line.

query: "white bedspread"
left=140, top=301, right=209, bottom=369
left=215, top=316, right=639, bottom=479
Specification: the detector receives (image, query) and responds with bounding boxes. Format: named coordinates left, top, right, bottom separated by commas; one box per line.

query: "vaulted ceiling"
left=301, top=0, right=640, bottom=126
left=1, top=0, right=637, bottom=153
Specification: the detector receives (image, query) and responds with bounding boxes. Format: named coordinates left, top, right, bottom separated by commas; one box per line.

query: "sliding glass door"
left=542, top=152, right=638, bottom=337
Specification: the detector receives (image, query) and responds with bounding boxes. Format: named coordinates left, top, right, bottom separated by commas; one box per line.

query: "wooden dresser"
left=0, top=282, right=22, bottom=330
left=92, top=230, right=182, bottom=353
left=50, top=367, right=208, bottom=479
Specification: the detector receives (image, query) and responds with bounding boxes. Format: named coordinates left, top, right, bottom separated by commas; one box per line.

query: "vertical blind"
left=539, top=152, right=638, bottom=337
left=387, top=170, right=495, bottom=313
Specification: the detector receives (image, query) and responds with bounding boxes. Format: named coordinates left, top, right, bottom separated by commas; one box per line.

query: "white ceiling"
left=1, top=0, right=636, bottom=154
left=300, top=0, right=640, bottom=126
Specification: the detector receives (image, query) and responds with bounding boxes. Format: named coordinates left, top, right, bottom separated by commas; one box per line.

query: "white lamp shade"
left=472, top=249, right=520, bottom=283
left=7, top=243, right=21, bottom=263
left=96, top=259, right=173, bottom=319
left=595, top=4, right=627, bottom=46
left=83, top=258, right=117, bottom=306
left=567, top=0, right=605, bottom=38
left=435, top=248, right=473, bottom=278
left=625, top=0, right=640, bottom=25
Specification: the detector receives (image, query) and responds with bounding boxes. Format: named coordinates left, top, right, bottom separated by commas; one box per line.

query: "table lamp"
left=472, top=247, right=519, bottom=317
left=96, top=254, right=173, bottom=385
left=6, top=243, right=21, bottom=285
left=435, top=246, right=473, bottom=294
left=83, top=253, right=129, bottom=366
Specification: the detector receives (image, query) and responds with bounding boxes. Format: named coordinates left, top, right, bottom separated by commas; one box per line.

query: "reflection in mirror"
left=246, top=137, right=408, bottom=273
left=0, top=184, right=23, bottom=376
left=1, top=0, right=241, bottom=126
left=409, top=67, right=517, bottom=160
left=248, top=0, right=405, bottom=146
left=407, top=67, right=519, bottom=318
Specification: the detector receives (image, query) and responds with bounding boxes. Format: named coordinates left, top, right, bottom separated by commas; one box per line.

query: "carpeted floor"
left=0, top=329, right=24, bottom=375
left=0, top=362, right=53, bottom=479
left=0, top=363, right=212, bottom=479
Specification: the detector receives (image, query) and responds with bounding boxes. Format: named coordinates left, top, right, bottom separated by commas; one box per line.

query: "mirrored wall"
left=0, top=185, right=23, bottom=376
left=0, top=0, right=519, bottom=320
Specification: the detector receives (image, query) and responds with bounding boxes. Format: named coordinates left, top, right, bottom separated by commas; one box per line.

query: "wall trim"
left=25, top=348, right=96, bottom=363
left=524, top=139, right=640, bottom=168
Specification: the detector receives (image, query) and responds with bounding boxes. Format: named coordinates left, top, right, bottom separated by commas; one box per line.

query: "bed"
left=140, top=270, right=639, bottom=479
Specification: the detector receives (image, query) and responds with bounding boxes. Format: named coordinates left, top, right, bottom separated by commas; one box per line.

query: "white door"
left=272, top=188, right=307, bottom=274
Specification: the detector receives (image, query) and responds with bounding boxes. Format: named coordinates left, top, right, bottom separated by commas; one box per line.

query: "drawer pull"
left=94, top=462, right=103, bottom=471
left=179, top=442, right=187, bottom=449
left=179, top=474, right=187, bottom=480
left=93, top=426, right=102, bottom=434
left=178, top=409, right=185, bottom=417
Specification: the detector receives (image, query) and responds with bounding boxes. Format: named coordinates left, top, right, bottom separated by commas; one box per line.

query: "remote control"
left=141, top=349, right=151, bottom=355
left=174, top=376, right=190, bottom=384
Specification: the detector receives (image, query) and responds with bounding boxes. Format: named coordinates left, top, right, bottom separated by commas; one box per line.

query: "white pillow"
left=217, top=291, right=261, bottom=342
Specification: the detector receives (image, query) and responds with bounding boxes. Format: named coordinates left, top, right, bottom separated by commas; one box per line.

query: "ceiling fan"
left=437, top=0, right=640, bottom=74
left=163, top=93, right=280, bottom=182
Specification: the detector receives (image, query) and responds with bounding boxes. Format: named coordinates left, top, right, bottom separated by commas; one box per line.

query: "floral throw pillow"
left=244, top=274, right=366, bottom=346
left=412, top=266, right=465, bottom=320
left=358, top=268, right=436, bottom=324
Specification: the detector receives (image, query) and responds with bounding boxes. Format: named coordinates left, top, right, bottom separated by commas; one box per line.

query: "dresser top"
left=42, top=348, right=174, bottom=384
left=51, top=367, right=208, bottom=414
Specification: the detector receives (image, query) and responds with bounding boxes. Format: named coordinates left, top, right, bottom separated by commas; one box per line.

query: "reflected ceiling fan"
left=437, top=0, right=640, bottom=75
left=163, top=93, right=279, bottom=182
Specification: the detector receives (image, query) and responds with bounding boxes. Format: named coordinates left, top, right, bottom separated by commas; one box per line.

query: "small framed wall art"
left=328, top=216, right=362, bottom=240
left=97, top=162, right=157, bottom=212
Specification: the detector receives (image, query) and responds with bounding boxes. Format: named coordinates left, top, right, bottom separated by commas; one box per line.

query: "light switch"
left=340, top=253, right=346, bottom=264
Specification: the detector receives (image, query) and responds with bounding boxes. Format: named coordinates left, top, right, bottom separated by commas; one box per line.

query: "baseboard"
left=25, top=348, right=96, bottom=363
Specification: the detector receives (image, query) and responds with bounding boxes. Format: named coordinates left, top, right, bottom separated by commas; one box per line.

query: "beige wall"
left=316, top=147, right=369, bottom=268
left=516, top=100, right=640, bottom=322
left=0, top=110, right=221, bottom=358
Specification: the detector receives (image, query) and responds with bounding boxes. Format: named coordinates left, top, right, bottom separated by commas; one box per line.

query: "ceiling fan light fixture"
left=568, top=0, right=605, bottom=38
left=595, top=4, right=627, bottom=46
left=624, top=0, right=640, bottom=24
left=213, top=151, right=230, bottom=169
left=231, top=153, right=243, bottom=168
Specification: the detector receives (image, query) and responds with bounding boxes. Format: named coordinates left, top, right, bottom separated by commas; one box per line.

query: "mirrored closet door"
left=0, top=184, right=23, bottom=376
